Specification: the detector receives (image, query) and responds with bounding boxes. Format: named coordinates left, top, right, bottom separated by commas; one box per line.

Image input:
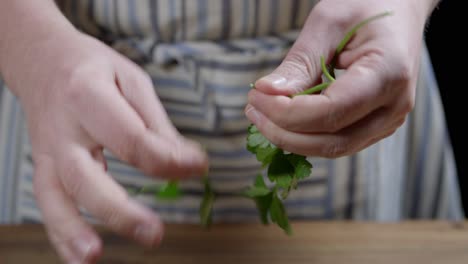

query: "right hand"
left=246, top=0, right=431, bottom=158
left=2, top=29, right=208, bottom=263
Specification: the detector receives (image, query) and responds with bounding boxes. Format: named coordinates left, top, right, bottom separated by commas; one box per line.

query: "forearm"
left=0, top=0, right=76, bottom=84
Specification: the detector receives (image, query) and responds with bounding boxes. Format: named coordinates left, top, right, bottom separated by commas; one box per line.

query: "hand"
left=2, top=30, right=208, bottom=263
left=246, top=0, right=434, bottom=157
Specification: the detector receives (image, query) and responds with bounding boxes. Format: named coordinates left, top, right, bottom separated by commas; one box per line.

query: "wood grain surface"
left=1, top=221, right=467, bottom=264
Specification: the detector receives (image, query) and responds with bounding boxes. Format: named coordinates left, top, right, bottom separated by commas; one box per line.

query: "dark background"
left=426, top=1, right=466, bottom=217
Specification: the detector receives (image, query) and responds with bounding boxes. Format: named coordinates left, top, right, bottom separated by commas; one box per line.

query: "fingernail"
left=245, top=106, right=261, bottom=124
left=135, top=223, right=162, bottom=246
left=71, top=237, right=92, bottom=262
left=259, top=74, right=287, bottom=88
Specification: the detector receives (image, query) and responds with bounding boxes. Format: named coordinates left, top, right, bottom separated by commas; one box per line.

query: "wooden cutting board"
left=1, top=221, right=467, bottom=264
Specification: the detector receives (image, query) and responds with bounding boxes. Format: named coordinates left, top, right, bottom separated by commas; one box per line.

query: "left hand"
left=245, top=0, right=435, bottom=158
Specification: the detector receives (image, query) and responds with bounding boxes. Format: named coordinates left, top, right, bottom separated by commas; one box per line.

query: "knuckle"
left=391, top=61, right=412, bottom=88
left=158, top=139, right=195, bottom=176
left=62, top=60, right=109, bottom=104
left=116, top=126, right=147, bottom=166
left=32, top=174, right=45, bottom=202
left=283, top=48, right=320, bottom=82
left=61, top=163, right=86, bottom=198
left=392, top=91, right=414, bottom=119
left=101, top=207, right=125, bottom=230
left=143, top=151, right=170, bottom=176
left=364, top=135, right=384, bottom=150
left=144, top=162, right=165, bottom=176
left=385, top=50, right=414, bottom=92
left=140, top=72, right=154, bottom=88
left=47, top=220, right=78, bottom=244
left=129, top=67, right=155, bottom=90
left=269, top=131, right=286, bottom=151
left=388, top=128, right=398, bottom=137
left=67, top=57, right=108, bottom=82
left=65, top=62, right=98, bottom=88
left=385, top=118, right=405, bottom=138
left=324, top=103, right=345, bottom=133
left=99, top=201, right=135, bottom=234
left=400, top=94, right=415, bottom=115
left=32, top=161, right=47, bottom=199
left=380, top=129, right=397, bottom=142
left=62, top=73, right=93, bottom=104
left=274, top=104, right=296, bottom=130
left=323, top=137, right=350, bottom=158
left=396, top=117, right=406, bottom=128
left=31, top=155, right=57, bottom=202
left=313, top=2, right=350, bottom=30
left=32, top=175, right=41, bottom=199
left=63, top=83, right=88, bottom=108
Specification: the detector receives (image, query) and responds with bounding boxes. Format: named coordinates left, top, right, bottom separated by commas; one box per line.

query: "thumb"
left=254, top=8, right=344, bottom=96
left=254, top=45, right=323, bottom=96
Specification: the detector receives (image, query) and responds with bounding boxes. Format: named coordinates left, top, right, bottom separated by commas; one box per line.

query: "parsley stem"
left=330, top=11, right=392, bottom=70
left=321, top=56, right=335, bottom=82
left=335, top=11, right=392, bottom=56
left=292, top=11, right=391, bottom=99
left=292, top=82, right=330, bottom=97
left=137, top=185, right=159, bottom=194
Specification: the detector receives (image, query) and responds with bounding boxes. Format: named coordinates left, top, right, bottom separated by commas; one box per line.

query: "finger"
left=91, top=146, right=107, bottom=171
left=33, top=155, right=102, bottom=264
left=58, top=147, right=165, bottom=247
left=70, top=80, right=208, bottom=178
left=253, top=9, right=342, bottom=96
left=248, top=54, right=389, bottom=133
left=114, top=60, right=179, bottom=139
left=246, top=105, right=403, bottom=158
left=253, top=42, right=327, bottom=97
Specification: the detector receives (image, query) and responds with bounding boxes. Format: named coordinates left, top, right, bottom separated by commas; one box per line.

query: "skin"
left=246, top=0, right=439, bottom=158
left=0, top=1, right=208, bottom=263
left=0, top=0, right=439, bottom=263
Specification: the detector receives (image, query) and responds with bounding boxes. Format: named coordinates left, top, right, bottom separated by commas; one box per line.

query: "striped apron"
left=0, top=0, right=463, bottom=224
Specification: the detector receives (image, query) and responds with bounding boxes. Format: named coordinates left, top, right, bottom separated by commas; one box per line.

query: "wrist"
left=0, top=0, right=77, bottom=87
left=410, top=0, right=441, bottom=21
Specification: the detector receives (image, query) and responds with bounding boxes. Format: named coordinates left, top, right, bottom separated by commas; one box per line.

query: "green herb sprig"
left=129, top=180, right=182, bottom=200
left=241, top=11, right=392, bottom=235
left=131, top=11, right=391, bottom=235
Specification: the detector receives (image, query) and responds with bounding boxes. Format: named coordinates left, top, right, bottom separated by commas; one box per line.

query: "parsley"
left=243, top=11, right=391, bottom=234
left=243, top=175, right=273, bottom=224
left=130, top=11, right=391, bottom=235
left=131, top=180, right=182, bottom=200
left=245, top=129, right=312, bottom=232
left=155, top=180, right=182, bottom=200
left=200, top=175, right=215, bottom=228
left=270, top=188, right=292, bottom=235
left=246, top=125, right=280, bottom=167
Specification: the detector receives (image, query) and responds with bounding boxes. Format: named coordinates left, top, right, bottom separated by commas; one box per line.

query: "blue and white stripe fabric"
left=0, top=0, right=463, bottom=224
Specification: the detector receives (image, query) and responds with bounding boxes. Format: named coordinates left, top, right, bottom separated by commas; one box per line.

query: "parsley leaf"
left=270, top=189, right=292, bottom=235
left=156, top=180, right=182, bottom=200
left=200, top=176, right=215, bottom=229
left=268, top=153, right=294, bottom=188
left=243, top=175, right=273, bottom=224
left=243, top=186, right=271, bottom=198
left=130, top=181, right=182, bottom=200
left=244, top=11, right=390, bottom=234
left=287, top=154, right=313, bottom=180
left=255, top=193, right=273, bottom=225
left=131, top=11, right=391, bottom=235
left=247, top=125, right=280, bottom=166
